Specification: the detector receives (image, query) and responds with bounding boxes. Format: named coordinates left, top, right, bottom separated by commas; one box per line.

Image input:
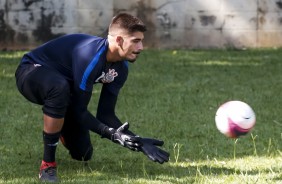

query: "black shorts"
left=60, top=106, right=93, bottom=161
left=15, top=61, right=93, bottom=161
left=15, top=62, right=70, bottom=118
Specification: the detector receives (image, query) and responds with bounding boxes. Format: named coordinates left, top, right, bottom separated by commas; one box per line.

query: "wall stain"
left=135, top=0, right=156, bottom=46
left=14, top=18, right=19, bottom=25
left=52, top=4, right=66, bottom=27
left=155, top=1, right=180, bottom=38
left=28, top=12, right=34, bottom=23
left=259, top=16, right=266, bottom=25
left=0, top=9, right=15, bottom=44
left=32, top=7, right=64, bottom=42
left=276, top=0, right=282, bottom=9
left=279, top=17, right=282, bottom=24
left=258, top=7, right=266, bottom=14
left=157, top=12, right=172, bottom=36
left=23, top=0, right=42, bottom=9
left=200, top=15, right=216, bottom=26
left=17, top=32, right=28, bottom=43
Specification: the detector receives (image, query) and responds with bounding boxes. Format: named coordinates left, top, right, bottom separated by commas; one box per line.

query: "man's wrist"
left=101, top=126, right=115, bottom=140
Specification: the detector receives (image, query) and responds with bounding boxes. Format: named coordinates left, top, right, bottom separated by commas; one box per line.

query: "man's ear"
left=116, top=36, right=123, bottom=47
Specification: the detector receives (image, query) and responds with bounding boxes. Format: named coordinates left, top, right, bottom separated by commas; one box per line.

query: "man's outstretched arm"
left=96, top=85, right=135, bottom=135
left=96, top=85, right=170, bottom=164
left=71, top=88, right=141, bottom=151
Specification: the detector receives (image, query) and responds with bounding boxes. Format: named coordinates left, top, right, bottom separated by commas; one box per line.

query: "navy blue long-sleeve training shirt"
left=23, top=34, right=130, bottom=137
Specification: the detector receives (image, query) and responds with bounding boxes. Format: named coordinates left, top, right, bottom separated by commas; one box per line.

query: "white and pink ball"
left=215, top=101, right=256, bottom=138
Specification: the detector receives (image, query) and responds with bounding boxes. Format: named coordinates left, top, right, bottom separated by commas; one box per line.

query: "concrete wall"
left=0, top=0, right=282, bottom=49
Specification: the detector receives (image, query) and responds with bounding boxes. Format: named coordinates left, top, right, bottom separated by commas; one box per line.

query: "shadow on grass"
left=59, top=163, right=240, bottom=183
left=52, top=154, right=266, bottom=183
left=2, top=155, right=276, bottom=183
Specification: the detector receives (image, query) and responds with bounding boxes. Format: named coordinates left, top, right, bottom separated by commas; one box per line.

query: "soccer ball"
left=215, top=101, right=256, bottom=138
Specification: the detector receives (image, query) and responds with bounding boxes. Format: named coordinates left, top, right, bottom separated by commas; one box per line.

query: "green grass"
left=0, top=49, right=281, bottom=183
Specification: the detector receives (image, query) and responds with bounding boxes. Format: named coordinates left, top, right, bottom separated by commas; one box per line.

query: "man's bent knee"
left=69, top=146, right=93, bottom=161
left=43, top=79, right=70, bottom=118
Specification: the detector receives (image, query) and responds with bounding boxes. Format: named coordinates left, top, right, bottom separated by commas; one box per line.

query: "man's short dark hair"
left=109, top=13, right=147, bottom=34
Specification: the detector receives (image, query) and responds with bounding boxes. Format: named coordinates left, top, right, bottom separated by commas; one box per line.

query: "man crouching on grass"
left=15, top=13, right=169, bottom=182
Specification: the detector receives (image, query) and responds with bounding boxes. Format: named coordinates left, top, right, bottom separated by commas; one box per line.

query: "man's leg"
left=39, top=116, right=64, bottom=182
left=44, top=115, right=64, bottom=133
left=42, top=115, right=64, bottom=163
left=60, top=106, right=93, bottom=161
left=16, top=63, right=70, bottom=182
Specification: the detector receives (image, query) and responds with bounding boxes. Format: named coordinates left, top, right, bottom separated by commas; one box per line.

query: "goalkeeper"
left=15, top=13, right=169, bottom=182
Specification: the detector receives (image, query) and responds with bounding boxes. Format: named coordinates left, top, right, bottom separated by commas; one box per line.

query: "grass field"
left=0, top=49, right=281, bottom=183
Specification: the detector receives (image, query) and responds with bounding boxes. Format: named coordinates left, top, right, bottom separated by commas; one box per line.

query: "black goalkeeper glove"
left=139, top=138, right=170, bottom=164
left=110, top=122, right=142, bottom=151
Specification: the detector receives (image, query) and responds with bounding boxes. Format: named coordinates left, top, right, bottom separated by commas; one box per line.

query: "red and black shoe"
left=39, top=160, right=58, bottom=182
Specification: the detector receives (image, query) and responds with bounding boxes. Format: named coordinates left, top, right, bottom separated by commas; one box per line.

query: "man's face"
left=118, top=31, right=144, bottom=63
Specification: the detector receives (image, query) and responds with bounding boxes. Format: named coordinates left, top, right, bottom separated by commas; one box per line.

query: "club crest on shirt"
left=95, top=69, right=118, bottom=83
